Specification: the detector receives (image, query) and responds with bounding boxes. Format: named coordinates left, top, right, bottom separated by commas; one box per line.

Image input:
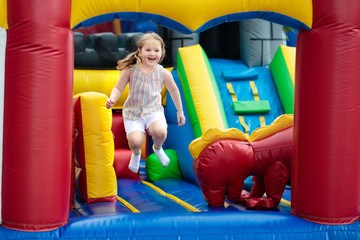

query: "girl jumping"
left=106, top=32, right=186, bottom=173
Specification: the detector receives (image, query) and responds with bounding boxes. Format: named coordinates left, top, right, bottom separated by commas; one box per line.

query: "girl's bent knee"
left=153, top=129, right=167, bottom=141
left=127, top=135, right=144, bottom=150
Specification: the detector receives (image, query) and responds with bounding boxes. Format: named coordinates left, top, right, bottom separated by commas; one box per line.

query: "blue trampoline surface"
left=2, top=176, right=360, bottom=239
left=2, top=172, right=360, bottom=240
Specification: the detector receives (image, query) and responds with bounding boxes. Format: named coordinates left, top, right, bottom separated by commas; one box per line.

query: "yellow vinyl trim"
left=0, top=0, right=7, bottom=29
left=226, top=82, right=238, bottom=102
left=280, top=198, right=291, bottom=206
left=239, top=116, right=250, bottom=134
left=263, top=193, right=291, bottom=207
left=117, top=196, right=140, bottom=213
left=189, top=127, right=248, bottom=159
left=259, top=116, right=266, bottom=127
left=250, top=81, right=260, bottom=101
left=141, top=181, right=201, bottom=212
left=249, top=114, right=293, bottom=142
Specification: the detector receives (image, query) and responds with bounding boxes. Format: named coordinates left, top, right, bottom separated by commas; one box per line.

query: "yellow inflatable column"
left=177, top=44, right=228, bottom=138
left=74, top=92, right=117, bottom=203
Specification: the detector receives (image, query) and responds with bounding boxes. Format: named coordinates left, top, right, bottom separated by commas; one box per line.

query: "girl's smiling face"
left=139, top=38, right=162, bottom=67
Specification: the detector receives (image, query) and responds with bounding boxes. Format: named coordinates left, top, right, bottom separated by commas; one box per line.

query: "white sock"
left=128, top=151, right=141, bottom=173
left=152, top=145, right=170, bottom=167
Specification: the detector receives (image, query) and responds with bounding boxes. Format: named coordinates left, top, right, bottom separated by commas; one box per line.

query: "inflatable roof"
left=0, top=0, right=312, bottom=32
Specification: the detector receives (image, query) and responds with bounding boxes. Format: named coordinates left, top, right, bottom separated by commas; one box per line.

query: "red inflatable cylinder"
left=2, top=0, right=72, bottom=231
left=292, top=0, right=360, bottom=224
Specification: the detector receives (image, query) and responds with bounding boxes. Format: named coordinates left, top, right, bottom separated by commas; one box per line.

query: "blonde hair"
left=116, top=32, right=166, bottom=71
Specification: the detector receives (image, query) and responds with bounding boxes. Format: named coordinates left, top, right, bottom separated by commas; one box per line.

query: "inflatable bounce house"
left=1, top=0, right=360, bottom=239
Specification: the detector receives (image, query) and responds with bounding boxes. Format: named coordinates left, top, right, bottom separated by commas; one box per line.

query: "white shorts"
left=123, top=111, right=167, bottom=135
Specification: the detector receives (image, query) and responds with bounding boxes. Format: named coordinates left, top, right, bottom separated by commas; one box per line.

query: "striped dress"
left=123, top=64, right=164, bottom=120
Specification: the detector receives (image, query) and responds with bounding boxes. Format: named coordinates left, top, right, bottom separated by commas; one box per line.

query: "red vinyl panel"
left=292, top=0, right=360, bottom=224
left=2, top=0, right=73, bottom=231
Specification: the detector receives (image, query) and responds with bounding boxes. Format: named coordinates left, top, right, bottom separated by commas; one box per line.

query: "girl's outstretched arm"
left=106, top=68, right=131, bottom=109
left=163, top=68, right=186, bottom=126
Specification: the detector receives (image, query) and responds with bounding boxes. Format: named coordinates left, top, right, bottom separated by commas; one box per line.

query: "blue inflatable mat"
left=1, top=178, right=360, bottom=239
left=222, top=68, right=259, bottom=81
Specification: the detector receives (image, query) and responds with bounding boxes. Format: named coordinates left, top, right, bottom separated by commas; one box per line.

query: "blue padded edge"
left=222, top=68, right=259, bottom=81
left=1, top=210, right=360, bottom=239
left=1, top=178, right=360, bottom=239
